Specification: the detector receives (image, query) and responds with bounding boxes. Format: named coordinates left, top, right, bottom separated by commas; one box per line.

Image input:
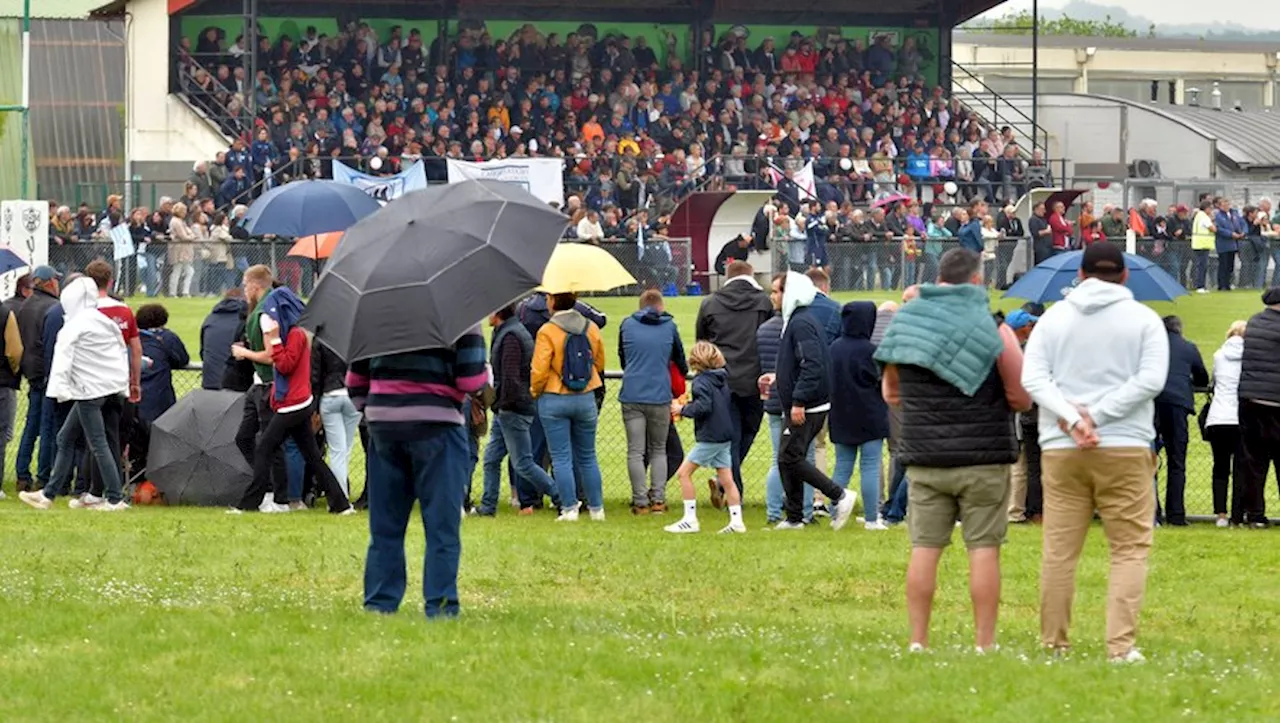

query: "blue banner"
left=331, top=160, right=428, bottom=204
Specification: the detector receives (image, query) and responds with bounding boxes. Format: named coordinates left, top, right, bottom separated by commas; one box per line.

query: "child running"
left=665, top=341, right=746, bottom=534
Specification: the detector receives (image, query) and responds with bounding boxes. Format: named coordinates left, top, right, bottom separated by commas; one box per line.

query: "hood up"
left=782, top=271, right=817, bottom=328
left=59, top=277, right=99, bottom=322
left=840, top=301, right=877, bottom=340
left=1064, top=277, right=1136, bottom=315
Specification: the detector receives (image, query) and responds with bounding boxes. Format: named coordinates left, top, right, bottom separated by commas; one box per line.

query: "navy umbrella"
left=1004, top=250, right=1189, bottom=303
left=241, top=180, right=381, bottom=238
left=300, top=180, right=568, bottom=361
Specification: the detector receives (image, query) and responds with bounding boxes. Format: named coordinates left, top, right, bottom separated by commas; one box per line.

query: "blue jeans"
left=15, top=384, right=44, bottom=483
left=1272, top=247, right=1280, bottom=287
left=884, top=455, right=909, bottom=524
left=286, top=439, right=304, bottom=502
left=480, top=411, right=557, bottom=514
left=833, top=439, right=885, bottom=523
left=764, top=413, right=814, bottom=522
left=320, top=393, right=361, bottom=496
left=1193, top=249, right=1210, bottom=290
left=364, top=425, right=469, bottom=618
left=537, top=393, right=604, bottom=511
left=41, top=396, right=124, bottom=504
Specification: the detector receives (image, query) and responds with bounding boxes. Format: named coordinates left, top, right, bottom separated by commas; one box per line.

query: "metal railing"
left=951, top=60, right=1050, bottom=154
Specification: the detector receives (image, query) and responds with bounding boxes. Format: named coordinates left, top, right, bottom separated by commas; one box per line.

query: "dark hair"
left=550, top=292, right=578, bottom=312
left=1163, top=315, right=1183, bottom=335
left=493, top=303, right=516, bottom=322
left=136, top=303, right=169, bottom=330
left=1022, top=302, right=1046, bottom=316
left=937, top=248, right=981, bottom=284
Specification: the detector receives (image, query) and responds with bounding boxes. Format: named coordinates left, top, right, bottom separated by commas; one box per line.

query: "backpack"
left=560, top=330, right=593, bottom=392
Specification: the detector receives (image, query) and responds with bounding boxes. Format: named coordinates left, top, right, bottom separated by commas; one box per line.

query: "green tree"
left=964, top=10, right=1146, bottom=38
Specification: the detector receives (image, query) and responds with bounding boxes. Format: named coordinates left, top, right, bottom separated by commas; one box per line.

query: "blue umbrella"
left=241, top=180, right=381, bottom=238
left=0, top=247, right=27, bottom=276
left=1004, top=250, right=1189, bottom=303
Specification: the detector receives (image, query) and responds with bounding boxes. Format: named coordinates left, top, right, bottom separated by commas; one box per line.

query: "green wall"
left=0, top=20, right=36, bottom=201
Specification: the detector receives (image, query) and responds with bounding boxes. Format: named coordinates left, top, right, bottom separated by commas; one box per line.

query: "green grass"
left=1, top=289, right=1277, bottom=720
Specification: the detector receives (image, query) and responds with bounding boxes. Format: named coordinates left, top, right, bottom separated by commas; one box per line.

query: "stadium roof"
left=1159, top=105, right=1280, bottom=171
left=166, top=0, right=1005, bottom=27
left=0, top=0, right=100, bottom=18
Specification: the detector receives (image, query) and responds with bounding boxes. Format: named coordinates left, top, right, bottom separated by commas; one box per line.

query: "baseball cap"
left=1081, top=242, right=1126, bottom=275
left=1005, top=309, right=1039, bottom=330
left=32, top=265, right=61, bottom=281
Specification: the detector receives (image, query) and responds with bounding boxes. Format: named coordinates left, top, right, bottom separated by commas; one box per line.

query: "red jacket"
left=270, top=327, right=313, bottom=411
left=1048, top=212, right=1073, bottom=250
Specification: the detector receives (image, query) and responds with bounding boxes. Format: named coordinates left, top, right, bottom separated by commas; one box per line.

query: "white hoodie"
left=46, top=277, right=129, bottom=403
left=1205, top=336, right=1244, bottom=428
left=1021, top=277, right=1170, bottom=450
left=781, top=271, right=816, bottom=331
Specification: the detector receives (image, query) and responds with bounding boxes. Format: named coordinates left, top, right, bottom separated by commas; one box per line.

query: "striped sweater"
left=346, top=325, right=487, bottom=438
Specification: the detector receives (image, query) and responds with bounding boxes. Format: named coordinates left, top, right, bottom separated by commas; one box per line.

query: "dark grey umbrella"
left=148, top=390, right=252, bottom=506
left=300, top=179, right=568, bottom=361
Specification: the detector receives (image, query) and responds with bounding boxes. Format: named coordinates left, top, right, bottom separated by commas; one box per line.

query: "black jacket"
left=680, top=368, right=734, bottom=443
left=17, top=286, right=58, bottom=385
left=1240, top=307, right=1280, bottom=405
left=200, top=297, right=247, bottom=390
left=828, top=302, right=890, bottom=446
left=0, top=295, right=23, bottom=389
left=696, top=279, right=773, bottom=397
left=777, top=305, right=830, bottom=412
left=756, top=312, right=784, bottom=416
left=714, top=240, right=750, bottom=276
left=896, top=365, right=1019, bottom=468
left=311, top=339, right=348, bottom=396
left=1156, top=332, right=1208, bottom=412
left=490, top=317, right=535, bottom=416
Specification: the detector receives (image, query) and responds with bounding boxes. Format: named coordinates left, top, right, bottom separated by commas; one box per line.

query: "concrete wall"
left=125, top=0, right=226, bottom=167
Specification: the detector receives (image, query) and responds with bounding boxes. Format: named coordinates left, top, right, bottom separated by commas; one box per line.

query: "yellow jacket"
left=531, top=312, right=605, bottom=398
left=1192, top=210, right=1215, bottom=251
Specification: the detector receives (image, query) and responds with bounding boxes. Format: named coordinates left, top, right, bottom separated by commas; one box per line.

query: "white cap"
left=510, top=125, right=523, bottom=134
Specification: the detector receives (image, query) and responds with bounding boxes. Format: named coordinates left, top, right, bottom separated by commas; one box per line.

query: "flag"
left=767, top=162, right=818, bottom=201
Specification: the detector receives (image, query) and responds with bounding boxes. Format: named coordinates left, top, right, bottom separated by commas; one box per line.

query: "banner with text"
left=332, top=160, right=428, bottom=204
left=0, top=200, right=48, bottom=300
left=445, top=159, right=564, bottom=206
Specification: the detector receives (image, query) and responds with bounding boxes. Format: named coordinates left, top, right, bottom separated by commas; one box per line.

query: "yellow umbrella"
left=539, top=242, right=637, bottom=294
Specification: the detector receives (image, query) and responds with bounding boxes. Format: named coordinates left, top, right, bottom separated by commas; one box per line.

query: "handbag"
left=1197, top=385, right=1214, bottom=439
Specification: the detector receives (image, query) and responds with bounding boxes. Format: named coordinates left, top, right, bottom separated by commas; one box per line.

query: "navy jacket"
left=618, top=307, right=687, bottom=405
left=218, top=175, right=250, bottom=208
left=756, top=312, right=784, bottom=415
left=139, top=328, right=190, bottom=424
left=200, top=296, right=247, bottom=389
left=777, top=305, right=831, bottom=412
left=1156, top=332, right=1208, bottom=412
left=680, top=368, right=734, bottom=443
left=518, top=293, right=607, bottom=338
left=41, top=303, right=64, bottom=383
left=828, top=302, right=890, bottom=445
left=957, top=219, right=984, bottom=254
left=807, top=291, right=842, bottom=345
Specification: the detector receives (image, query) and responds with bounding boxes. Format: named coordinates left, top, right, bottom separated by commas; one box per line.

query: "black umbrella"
left=148, top=390, right=252, bottom=506
left=300, top=180, right=568, bottom=361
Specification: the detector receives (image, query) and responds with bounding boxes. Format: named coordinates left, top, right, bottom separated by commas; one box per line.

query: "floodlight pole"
left=1, top=0, right=34, bottom=198
left=1031, top=0, right=1039, bottom=153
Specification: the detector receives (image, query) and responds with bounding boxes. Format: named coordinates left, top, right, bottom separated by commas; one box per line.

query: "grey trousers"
left=0, top=387, right=14, bottom=483
left=622, top=402, right=670, bottom=506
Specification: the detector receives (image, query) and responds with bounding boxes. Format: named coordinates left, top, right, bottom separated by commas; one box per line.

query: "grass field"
left=0, top=288, right=1278, bottom=720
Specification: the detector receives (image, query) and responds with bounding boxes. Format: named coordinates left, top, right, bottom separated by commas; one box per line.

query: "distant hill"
left=974, top=0, right=1280, bottom=40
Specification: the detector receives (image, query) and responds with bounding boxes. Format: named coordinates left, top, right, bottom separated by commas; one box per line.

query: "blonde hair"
left=171, top=202, right=188, bottom=219
left=688, top=341, right=726, bottom=373
left=1227, top=320, right=1247, bottom=338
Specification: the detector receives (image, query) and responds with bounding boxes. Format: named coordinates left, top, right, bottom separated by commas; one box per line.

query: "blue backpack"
left=560, top=330, right=593, bottom=392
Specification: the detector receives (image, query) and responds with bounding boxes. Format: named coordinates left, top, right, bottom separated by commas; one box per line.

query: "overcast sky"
left=980, top=0, right=1280, bottom=31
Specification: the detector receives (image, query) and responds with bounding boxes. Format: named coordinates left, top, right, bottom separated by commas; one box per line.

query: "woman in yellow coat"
left=1191, top=197, right=1217, bottom=293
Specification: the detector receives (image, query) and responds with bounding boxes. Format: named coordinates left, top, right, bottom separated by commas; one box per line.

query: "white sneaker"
left=338, top=507, right=357, bottom=516
left=664, top=518, right=700, bottom=534
left=288, top=501, right=308, bottom=512
left=0, top=488, right=6, bottom=500
left=70, top=493, right=105, bottom=509
left=718, top=522, right=747, bottom=534
left=225, top=507, right=245, bottom=515
left=1196, top=288, right=1209, bottom=294
left=831, top=491, right=857, bottom=531
left=95, top=501, right=129, bottom=512
left=509, top=495, right=520, bottom=509
left=865, top=520, right=890, bottom=531
left=1216, top=517, right=1230, bottom=528
left=908, top=642, right=926, bottom=653
left=19, top=490, right=51, bottom=510
left=556, top=503, right=582, bottom=522
left=588, top=507, right=606, bottom=522
left=771, top=520, right=806, bottom=531
left=260, top=501, right=291, bottom=514
left=1109, top=648, right=1146, bottom=665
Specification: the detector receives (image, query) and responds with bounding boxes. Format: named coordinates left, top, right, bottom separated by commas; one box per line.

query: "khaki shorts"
left=907, top=464, right=1011, bottom=549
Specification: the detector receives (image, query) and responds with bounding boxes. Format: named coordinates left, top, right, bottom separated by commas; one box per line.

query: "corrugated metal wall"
left=0, top=19, right=36, bottom=201
left=29, top=18, right=127, bottom=206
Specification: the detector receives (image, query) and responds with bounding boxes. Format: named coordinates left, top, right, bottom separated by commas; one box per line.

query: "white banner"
left=331, top=160, right=428, bottom=204
left=445, top=158, right=564, bottom=206
left=0, top=200, right=48, bottom=299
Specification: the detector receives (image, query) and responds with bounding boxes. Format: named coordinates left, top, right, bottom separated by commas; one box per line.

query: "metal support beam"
left=1031, top=0, right=1039, bottom=153
left=20, top=0, right=31, bottom=198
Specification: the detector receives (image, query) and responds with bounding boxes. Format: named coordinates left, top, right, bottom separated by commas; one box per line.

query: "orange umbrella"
left=287, top=231, right=344, bottom=259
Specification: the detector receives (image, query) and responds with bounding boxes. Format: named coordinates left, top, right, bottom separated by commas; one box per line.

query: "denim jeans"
left=141, top=252, right=162, bottom=297
left=884, top=455, right=909, bottom=524
left=286, top=439, right=304, bottom=502
left=537, top=393, right=604, bottom=511
left=364, top=425, right=469, bottom=618
left=1192, top=249, right=1210, bottom=290
left=14, top=383, right=44, bottom=484
left=41, top=396, right=124, bottom=504
left=320, top=393, right=361, bottom=496
left=480, top=411, right=557, bottom=514
left=0, top=387, right=16, bottom=487
left=764, top=413, right=814, bottom=523
left=833, top=439, right=885, bottom=523
left=1271, top=247, right=1280, bottom=287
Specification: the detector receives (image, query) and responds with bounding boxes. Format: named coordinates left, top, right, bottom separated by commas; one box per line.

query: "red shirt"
left=270, top=326, right=313, bottom=411
left=96, top=298, right=138, bottom=343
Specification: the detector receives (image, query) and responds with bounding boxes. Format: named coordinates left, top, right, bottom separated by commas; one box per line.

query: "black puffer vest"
left=1240, top=308, right=1280, bottom=405
left=896, top=365, right=1018, bottom=468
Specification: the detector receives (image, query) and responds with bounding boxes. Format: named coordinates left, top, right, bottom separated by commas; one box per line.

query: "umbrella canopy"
left=148, top=390, right=252, bottom=506
left=300, top=180, right=568, bottom=361
left=0, top=246, right=27, bottom=275
left=288, top=231, right=344, bottom=259
left=1003, top=250, right=1189, bottom=303
left=872, top=193, right=911, bottom=209
left=241, top=180, right=381, bottom=238
left=538, top=242, right=637, bottom=294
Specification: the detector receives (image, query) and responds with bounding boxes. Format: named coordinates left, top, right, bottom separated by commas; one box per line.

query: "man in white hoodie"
left=1020, top=242, right=1170, bottom=663
left=19, top=277, right=131, bottom=512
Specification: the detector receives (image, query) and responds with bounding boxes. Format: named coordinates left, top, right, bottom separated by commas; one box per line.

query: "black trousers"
left=1206, top=424, right=1243, bottom=519
left=235, top=385, right=288, bottom=505
left=1155, top=402, right=1190, bottom=524
left=778, top=411, right=845, bottom=524
left=238, top=405, right=351, bottom=512
left=1217, top=250, right=1236, bottom=291
left=1238, top=401, right=1280, bottom=524
left=728, top=393, right=764, bottom=494
left=1023, top=432, right=1043, bottom=518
